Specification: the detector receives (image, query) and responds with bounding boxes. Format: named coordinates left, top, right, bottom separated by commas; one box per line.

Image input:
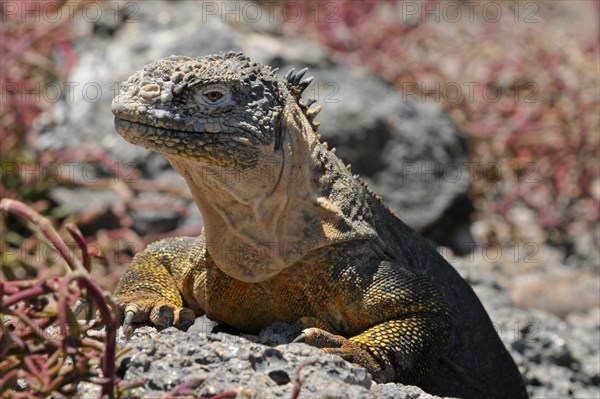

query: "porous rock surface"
left=116, top=321, right=453, bottom=399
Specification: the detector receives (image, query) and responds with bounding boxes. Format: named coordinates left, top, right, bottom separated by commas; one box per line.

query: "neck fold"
left=167, top=101, right=378, bottom=282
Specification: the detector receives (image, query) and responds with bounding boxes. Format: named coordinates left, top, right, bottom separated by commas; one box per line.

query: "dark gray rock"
left=374, top=383, right=452, bottom=399
left=117, top=321, right=453, bottom=399
left=128, top=191, right=186, bottom=235
left=468, top=271, right=600, bottom=399
left=49, top=187, right=121, bottom=215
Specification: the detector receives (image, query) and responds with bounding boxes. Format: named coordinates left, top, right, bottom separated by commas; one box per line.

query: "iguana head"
left=111, top=52, right=376, bottom=283
left=112, top=51, right=317, bottom=168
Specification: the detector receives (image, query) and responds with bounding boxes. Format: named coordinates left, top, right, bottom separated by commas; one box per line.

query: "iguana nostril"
left=140, top=83, right=161, bottom=100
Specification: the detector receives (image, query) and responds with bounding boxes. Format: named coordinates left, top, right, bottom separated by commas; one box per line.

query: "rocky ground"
left=79, top=250, right=598, bottom=398
left=35, top=1, right=599, bottom=398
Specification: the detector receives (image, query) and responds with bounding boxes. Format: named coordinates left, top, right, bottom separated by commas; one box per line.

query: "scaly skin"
left=111, top=52, right=528, bottom=398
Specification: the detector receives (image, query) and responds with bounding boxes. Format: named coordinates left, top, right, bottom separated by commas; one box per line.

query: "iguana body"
left=111, top=52, right=528, bottom=398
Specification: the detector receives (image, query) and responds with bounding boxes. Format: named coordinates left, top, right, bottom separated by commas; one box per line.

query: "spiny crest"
left=198, top=52, right=279, bottom=85
left=145, top=52, right=279, bottom=89
left=284, top=67, right=322, bottom=132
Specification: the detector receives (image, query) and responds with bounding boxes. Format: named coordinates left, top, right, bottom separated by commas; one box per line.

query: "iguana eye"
left=204, top=91, right=223, bottom=102
left=194, top=85, right=231, bottom=107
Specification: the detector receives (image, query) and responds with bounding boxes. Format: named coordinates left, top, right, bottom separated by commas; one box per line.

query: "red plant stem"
left=208, top=392, right=237, bottom=399
left=2, top=281, right=53, bottom=307
left=4, top=311, right=42, bottom=343
left=1, top=199, right=118, bottom=398
left=290, top=362, right=309, bottom=399
left=66, top=223, right=91, bottom=272
left=23, top=355, right=44, bottom=386
left=0, top=199, right=85, bottom=273
left=169, top=378, right=202, bottom=396
left=0, top=369, right=19, bottom=390
left=56, top=277, right=69, bottom=350
left=46, top=349, right=65, bottom=376
left=72, top=273, right=117, bottom=398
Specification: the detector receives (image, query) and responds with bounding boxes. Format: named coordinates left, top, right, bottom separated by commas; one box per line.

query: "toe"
left=151, top=305, right=175, bottom=327
left=176, top=308, right=196, bottom=331
left=294, top=328, right=345, bottom=348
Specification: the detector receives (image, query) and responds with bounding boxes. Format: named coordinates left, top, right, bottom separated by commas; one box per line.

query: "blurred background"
left=1, top=1, right=599, bottom=397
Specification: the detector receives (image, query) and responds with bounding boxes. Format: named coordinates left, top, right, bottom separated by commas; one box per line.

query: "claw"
left=158, top=305, right=174, bottom=327
left=293, top=332, right=307, bottom=343
left=123, top=310, right=135, bottom=339
left=177, top=308, right=196, bottom=331
left=124, top=310, right=135, bottom=327
left=294, top=328, right=344, bottom=348
left=179, top=319, right=193, bottom=331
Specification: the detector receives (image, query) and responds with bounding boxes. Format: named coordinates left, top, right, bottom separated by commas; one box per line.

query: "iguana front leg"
left=295, top=262, right=452, bottom=384
left=113, top=237, right=206, bottom=331
left=293, top=326, right=386, bottom=381
left=295, top=313, right=451, bottom=383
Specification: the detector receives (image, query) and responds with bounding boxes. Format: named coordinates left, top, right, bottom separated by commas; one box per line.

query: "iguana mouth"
left=114, top=117, right=208, bottom=147
left=115, top=117, right=202, bottom=138
left=116, top=116, right=256, bottom=142
left=113, top=117, right=258, bottom=166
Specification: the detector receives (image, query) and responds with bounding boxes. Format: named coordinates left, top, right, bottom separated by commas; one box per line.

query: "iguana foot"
left=293, top=327, right=389, bottom=382
left=114, top=295, right=196, bottom=333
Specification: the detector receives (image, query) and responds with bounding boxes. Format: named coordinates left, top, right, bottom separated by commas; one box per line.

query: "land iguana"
left=111, top=52, right=528, bottom=398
